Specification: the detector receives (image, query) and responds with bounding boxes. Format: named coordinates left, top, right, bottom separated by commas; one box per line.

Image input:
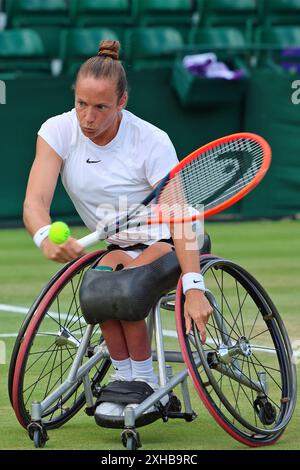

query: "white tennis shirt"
left=38, top=109, right=179, bottom=246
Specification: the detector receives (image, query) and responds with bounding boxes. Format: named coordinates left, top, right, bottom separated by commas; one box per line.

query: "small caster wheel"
left=169, top=395, right=182, bottom=413
left=126, top=436, right=137, bottom=451
left=258, top=402, right=277, bottom=425
left=121, top=429, right=142, bottom=450
left=28, top=422, right=49, bottom=449
left=33, top=430, right=46, bottom=448
left=254, top=397, right=277, bottom=425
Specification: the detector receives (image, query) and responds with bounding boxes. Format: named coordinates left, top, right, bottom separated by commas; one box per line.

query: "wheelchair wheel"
left=11, top=251, right=111, bottom=430
left=8, top=253, right=103, bottom=406
left=177, top=256, right=297, bottom=447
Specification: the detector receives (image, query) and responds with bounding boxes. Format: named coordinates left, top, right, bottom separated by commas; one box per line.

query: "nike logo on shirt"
left=86, top=158, right=102, bottom=164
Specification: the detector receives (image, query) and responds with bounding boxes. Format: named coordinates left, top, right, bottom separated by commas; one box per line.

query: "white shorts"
left=107, top=239, right=174, bottom=261
left=124, top=248, right=145, bottom=259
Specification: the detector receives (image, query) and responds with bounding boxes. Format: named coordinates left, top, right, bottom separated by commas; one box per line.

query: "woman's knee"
left=97, top=250, right=132, bottom=269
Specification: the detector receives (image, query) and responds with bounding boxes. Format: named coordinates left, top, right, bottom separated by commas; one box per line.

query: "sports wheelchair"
left=9, top=237, right=297, bottom=450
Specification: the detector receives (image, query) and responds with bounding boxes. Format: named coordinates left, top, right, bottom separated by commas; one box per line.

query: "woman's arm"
left=24, top=136, right=61, bottom=234
left=151, top=178, right=213, bottom=343
left=171, top=223, right=213, bottom=344
left=24, top=136, right=85, bottom=263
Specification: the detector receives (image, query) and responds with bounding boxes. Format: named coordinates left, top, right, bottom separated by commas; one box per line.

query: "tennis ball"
left=49, top=222, right=70, bottom=245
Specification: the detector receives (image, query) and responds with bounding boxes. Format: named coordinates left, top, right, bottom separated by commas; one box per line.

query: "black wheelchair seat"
left=79, top=250, right=181, bottom=324
left=79, top=233, right=212, bottom=325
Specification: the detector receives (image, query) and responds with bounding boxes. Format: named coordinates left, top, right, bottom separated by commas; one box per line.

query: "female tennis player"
left=23, top=40, right=213, bottom=417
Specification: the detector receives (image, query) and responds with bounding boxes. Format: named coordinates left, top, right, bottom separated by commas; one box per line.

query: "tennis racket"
left=76, top=132, right=271, bottom=249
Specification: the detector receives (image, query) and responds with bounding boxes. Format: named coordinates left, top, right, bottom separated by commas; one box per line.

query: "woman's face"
left=75, top=76, right=127, bottom=144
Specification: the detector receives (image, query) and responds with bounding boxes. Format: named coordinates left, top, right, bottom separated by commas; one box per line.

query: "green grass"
left=0, top=221, right=299, bottom=450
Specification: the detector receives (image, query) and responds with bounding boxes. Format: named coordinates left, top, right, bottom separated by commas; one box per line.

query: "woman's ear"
left=118, top=93, right=128, bottom=110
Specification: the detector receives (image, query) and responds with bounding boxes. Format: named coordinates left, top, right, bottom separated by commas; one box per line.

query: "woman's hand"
left=184, top=290, right=213, bottom=344
left=41, top=237, right=86, bottom=263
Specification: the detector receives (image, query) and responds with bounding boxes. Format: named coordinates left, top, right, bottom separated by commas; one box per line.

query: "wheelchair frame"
left=28, top=292, right=199, bottom=450
left=9, top=250, right=297, bottom=450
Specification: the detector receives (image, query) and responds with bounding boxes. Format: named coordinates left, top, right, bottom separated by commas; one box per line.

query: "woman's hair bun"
left=98, top=40, right=120, bottom=60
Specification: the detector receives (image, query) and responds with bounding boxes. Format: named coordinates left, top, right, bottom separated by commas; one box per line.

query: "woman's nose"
left=85, top=108, right=96, bottom=123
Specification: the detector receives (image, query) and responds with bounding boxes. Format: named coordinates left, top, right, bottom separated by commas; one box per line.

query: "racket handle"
left=77, top=231, right=101, bottom=249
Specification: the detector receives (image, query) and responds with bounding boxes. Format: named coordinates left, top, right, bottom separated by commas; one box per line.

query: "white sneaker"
left=95, top=373, right=131, bottom=418
left=125, top=378, right=169, bottom=414
left=95, top=401, right=125, bottom=417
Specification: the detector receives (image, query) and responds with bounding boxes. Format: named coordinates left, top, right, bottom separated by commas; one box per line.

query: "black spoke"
left=57, top=295, right=61, bottom=328
left=210, top=311, right=221, bottom=345
left=67, top=307, right=85, bottom=335
left=228, top=374, right=242, bottom=418
left=24, top=353, right=74, bottom=397
left=251, top=353, right=283, bottom=391
left=26, top=341, right=57, bottom=370
left=233, top=353, right=246, bottom=418
left=231, top=368, right=260, bottom=410
left=212, top=271, right=239, bottom=338
left=211, top=268, right=244, bottom=338
left=43, top=351, right=79, bottom=407
left=245, top=355, right=258, bottom=427
left=227, top=289, right=249, bottom=341
left=249, top=356, right=282, bottom=410
left=44, top=347, right=59, bottom=399
left=215, top=373, right=223, bottom=410
left=205, top=323, right=220, bottom=348
left=248, top=309, right=261, bottom=341
left=24, top=346, right=59, bottom=406
left=238, top=356, right=281, bottom=374
left=249, top=328, right=271, bottom=342
left=64, top=272, right=85, bottom=329
left=207, top=318, right=237, bottom=344
left=236, top=280, right=246, bottom=337
left=208, top=301, right=240, bottom=342
left=27, top=347, right=58, bottom=356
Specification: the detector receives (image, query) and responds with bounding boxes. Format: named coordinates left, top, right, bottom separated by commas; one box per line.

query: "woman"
left=23, top=40, right=213, bottom=418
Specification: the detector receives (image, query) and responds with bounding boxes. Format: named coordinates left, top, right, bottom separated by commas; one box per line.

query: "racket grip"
left=77, top=231, right=101, bottom=249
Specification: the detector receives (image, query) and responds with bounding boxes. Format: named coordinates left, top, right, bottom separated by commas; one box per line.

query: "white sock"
left=131, top=356, right=158, bottom=385
left=111, top=357, right=132, bottom=380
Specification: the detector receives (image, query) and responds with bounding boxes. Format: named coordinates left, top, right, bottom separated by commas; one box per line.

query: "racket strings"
left=182, top=140, right=262, bottom=199
left=158, top=138, right=265, bottom=217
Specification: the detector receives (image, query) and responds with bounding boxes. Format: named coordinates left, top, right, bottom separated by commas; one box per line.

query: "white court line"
left=0, top=303, right=69, bottom=321
left=1, top=304, right=299, bottom=358
left=0, top=304, right=29, bottom=315
left=0, top=333, right=19, bottom=338
left=0, top=332, right=56, bottom=338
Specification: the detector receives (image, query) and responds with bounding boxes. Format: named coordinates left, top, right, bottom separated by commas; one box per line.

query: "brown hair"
left=76, top=40, right=127, bottom=101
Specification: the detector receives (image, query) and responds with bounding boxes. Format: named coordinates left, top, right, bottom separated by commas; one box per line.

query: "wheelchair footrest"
left=168, top=411, right=198, bottom=422
left=94, top=392, right=182, bottom=429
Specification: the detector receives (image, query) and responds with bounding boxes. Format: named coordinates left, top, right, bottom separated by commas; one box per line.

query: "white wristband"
left=182, top=272, right=206, bottom=294
left=33, top=225, right=51, bottom=248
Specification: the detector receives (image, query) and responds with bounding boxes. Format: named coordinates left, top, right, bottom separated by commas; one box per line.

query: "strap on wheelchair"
left=96, top=380, right=154, bottom=405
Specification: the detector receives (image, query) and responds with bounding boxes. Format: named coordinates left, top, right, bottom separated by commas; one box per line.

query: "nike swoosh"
left=193, top=280, right=202, bottom=284
left=86, top=158, right=102, bottom=164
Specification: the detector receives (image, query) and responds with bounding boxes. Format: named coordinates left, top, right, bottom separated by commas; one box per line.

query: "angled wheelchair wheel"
left=8, top=254, right=100, bottom=406
left=177, top=256, right=297, bottom=447
left=11, top=251, right=111, bottom=430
